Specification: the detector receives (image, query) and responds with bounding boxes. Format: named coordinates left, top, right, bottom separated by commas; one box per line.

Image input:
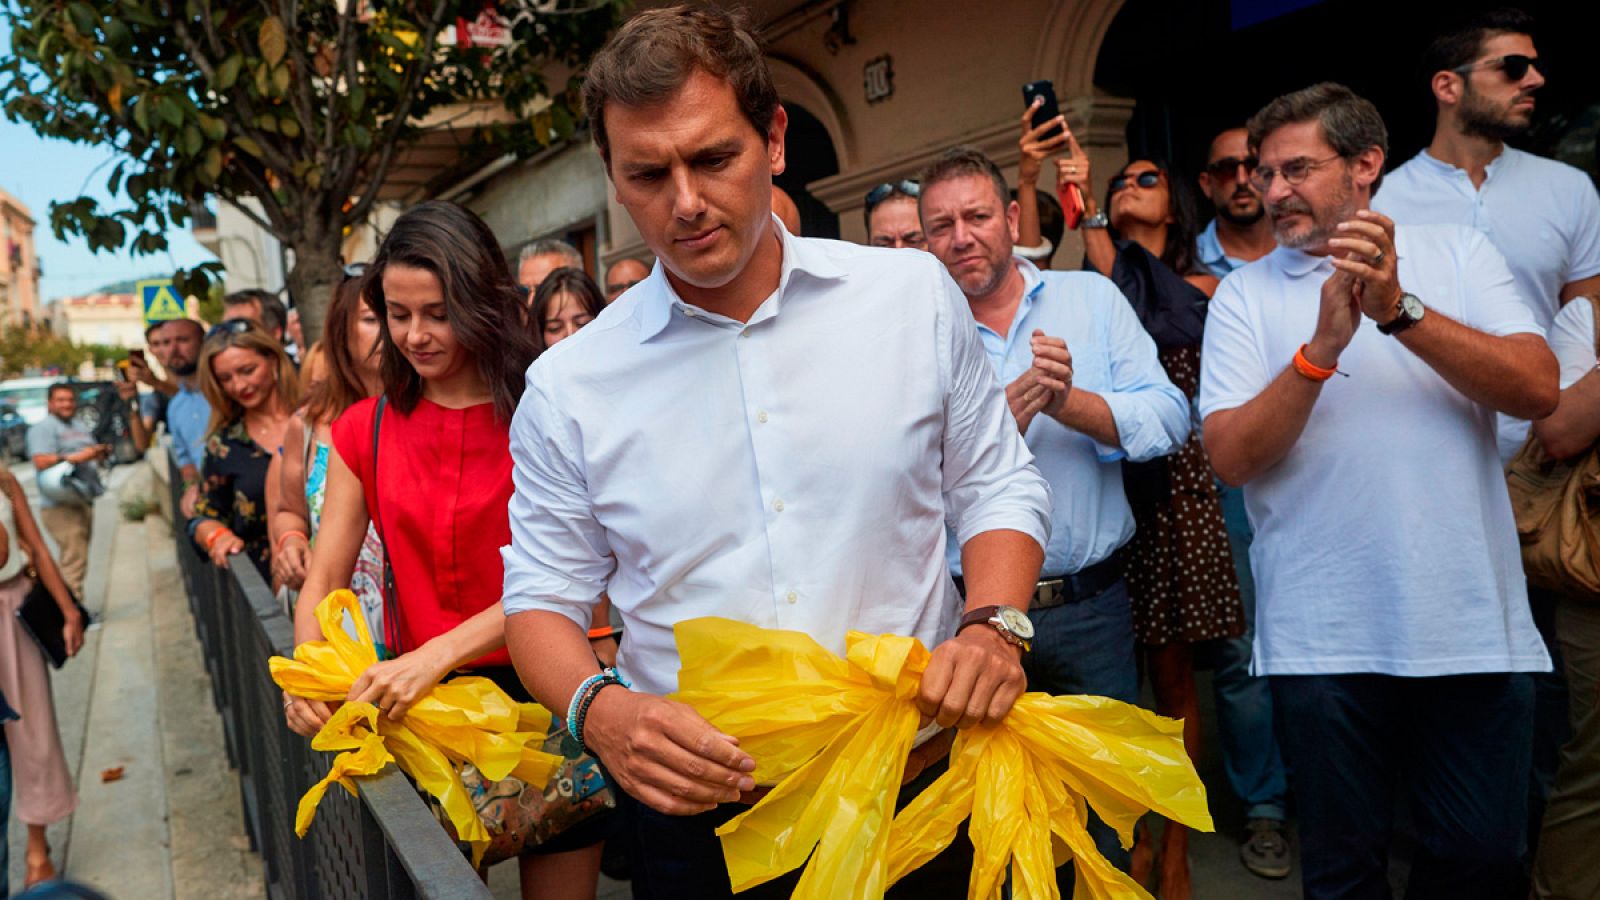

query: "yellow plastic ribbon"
left=269, top=591, right=562, bottom=864
left=671, top=617, right=1213, bottom=899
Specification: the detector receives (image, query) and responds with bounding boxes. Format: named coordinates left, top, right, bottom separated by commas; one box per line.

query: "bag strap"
left=370, top=396, right=404, bottom=657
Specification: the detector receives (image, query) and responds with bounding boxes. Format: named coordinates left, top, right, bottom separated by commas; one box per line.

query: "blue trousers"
left=1021, top=578, right=1139, bottom=875
left=1272, top=672, right=1534, bottom=900
left=1201, top=483, right=1289, bottom=821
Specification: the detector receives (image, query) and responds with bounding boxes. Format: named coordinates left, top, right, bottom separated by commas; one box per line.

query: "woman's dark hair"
left=305, top=273, right=376, bottom=427
left=1106, top=160, right=1204, bottom=277
left=362, top=201, right=538, bottom=422
left=531, top=268, right=607, bottom=350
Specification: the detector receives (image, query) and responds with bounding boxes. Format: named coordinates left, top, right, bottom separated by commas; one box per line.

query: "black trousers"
left=620, top=756, right=981, bottom=900
left=1272, top=672, right=1534, bottom=900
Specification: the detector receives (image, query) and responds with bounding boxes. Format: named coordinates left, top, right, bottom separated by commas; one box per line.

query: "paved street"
left=7, top=456, right=1340, bottom=899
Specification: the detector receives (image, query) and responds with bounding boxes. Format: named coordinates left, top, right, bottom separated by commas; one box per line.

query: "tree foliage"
left=0, top=325, right=120, bottom=378
left=2, top=0, right=624, bottom=341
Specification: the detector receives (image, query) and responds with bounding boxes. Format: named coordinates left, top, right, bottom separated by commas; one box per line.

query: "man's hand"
left=273, top=533, right=310, bottom=590
left=1328, top=210, right=1403, bottom=324
left=1005, top=370, right=1051, bottom=434
left=347, top=646, right=452, bottom=722
left=583, top=689, right=756, bottom=816
left=1308, top=265, right=1363, bottom=369
left=902, top=728, right=956, bottom=786
left=114, top=380, right=138, bottom=403
left=180, top=484, right=199, bottom=519
left=1019, top=98, right=1068, bottom=185
left=1029, top=331, right=1074, bottom=420
left=917, top=622, right=1026, bottom=730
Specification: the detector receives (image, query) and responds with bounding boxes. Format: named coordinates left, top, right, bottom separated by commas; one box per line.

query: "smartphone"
left=129, top=349, right=145, bottom=365
left=1023, top=80, right=1085, bottom=229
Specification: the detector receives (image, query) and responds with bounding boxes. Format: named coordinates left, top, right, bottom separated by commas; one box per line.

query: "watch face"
left=997, top=605, right=1035, bottom=641
left=1400, top=293, right=1424, bottom=320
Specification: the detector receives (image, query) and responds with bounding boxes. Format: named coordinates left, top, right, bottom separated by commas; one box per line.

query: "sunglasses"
left=1455, top=53, right=1541, bottom=82
left=865, top=180, right=920, bottom=209
left=1248, top=153, right=1343, bottom=192
left=1108, top=171, right=1162, bottom=194
left=607, top=279, right=645, bottom=295
left=205, top=318, right=255, bottom=342
left=1205, top=156, right=1259, bottom=182
left=342, top=262, right=368, bottom=281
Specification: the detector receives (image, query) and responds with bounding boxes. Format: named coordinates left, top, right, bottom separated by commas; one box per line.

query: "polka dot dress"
left=1123, top=345, right=1245, bottom=646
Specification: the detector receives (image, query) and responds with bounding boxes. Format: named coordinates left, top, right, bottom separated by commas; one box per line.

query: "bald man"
left=605, top=258, right=652, bottom=303
left=772, top=184, right=802, bottom=235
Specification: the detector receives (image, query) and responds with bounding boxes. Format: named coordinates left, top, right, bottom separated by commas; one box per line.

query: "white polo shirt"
left=1199, top=223, right=1550, bottom=677
left=1375, top=147, right=1600, bottom=459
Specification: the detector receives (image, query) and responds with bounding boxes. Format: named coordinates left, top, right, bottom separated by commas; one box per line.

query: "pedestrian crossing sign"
left=139, top=279, right=186, bottom=325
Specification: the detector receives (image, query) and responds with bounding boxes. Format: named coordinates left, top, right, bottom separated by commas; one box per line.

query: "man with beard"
left=1199, top=82, right=1559, bottom=899
left=158, top=318, right=212, bottom=518
left=1374, top=9, right=1600, bottom=462
left=1196, top=128, right=1276, bottom=279
left=919, top=146, right=1188, bottom=882
left=1193, top=124, right=1291, bottom=880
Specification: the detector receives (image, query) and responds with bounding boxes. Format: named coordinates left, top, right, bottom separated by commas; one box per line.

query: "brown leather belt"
left=953, top=549, right=1125, bottom=610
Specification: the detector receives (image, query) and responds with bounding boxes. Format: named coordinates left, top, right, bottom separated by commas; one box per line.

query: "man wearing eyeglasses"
left=1200, top=82, right=1559, bottom=899
left=863, top=180, right=926, bottom=250
left=1374, top=9, right=1600, bottom=464
left=1196, top=128, right=1277, bottom=279
left=603, top=257, right=652, bottom=303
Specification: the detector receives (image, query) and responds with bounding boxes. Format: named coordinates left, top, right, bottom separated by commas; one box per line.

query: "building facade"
left=0, top=187, right=42, bottom=327
left=49, top=292, right=145, bottom=348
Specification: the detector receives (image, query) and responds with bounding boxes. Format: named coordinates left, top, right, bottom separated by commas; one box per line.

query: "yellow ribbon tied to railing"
left=671, top=617, right=1214, bottom=899
left=268, top=591, right=561, bottom=864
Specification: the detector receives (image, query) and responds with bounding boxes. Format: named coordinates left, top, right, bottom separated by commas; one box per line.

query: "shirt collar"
left=1196, top=220, right=1225, bottom=265
left=1273, top=244, right=1332, bottom=279
left=635, top=214, right=847, bottom=343
left=1418, top=146, right=1510, bottom=180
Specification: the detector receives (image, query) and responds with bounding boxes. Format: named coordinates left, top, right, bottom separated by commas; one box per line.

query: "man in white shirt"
left=1200, top=82, right=1558, bottom=899
left=1373, top=9, right=1600, bottom=462
left=918, top=146, right=1188, bottom=877
left=500, top=9, right=1051, bottom=897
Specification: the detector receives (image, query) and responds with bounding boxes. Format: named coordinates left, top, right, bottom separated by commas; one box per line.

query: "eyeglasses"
left=1248, top=154, right=1343, bottom=192
left=1108, top=171, right=1162, bottom=194
left=865, top=180, right=920, bottom=209
left=342, top=262, right=368, bottom=281
left=1205, top=156, right=1259, bottom=182
left=205, top=318, right=254, bottom=342
left=607, top=279, right=645, bottom=295
left=1454, top=53, right=1541, bottom=82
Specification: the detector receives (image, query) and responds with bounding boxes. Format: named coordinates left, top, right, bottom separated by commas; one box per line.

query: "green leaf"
left=102, top=18, right=131, bottom=52
left=347, top=84, right=366, bottom=116
left=182, top=124, right=202, bottom=156
left=254, top=113, right=277, bottom=134
left=258, top=16, right=287, bottom=67
left=107, top=162, right=125, bottom=195
left=66, top=3, right=96, bottom=37
left=253, top=62, right=270, bottom=97
left=278, top=115, right=300, bottom=138
left=233, top=136, right=263, bottom=158
left=158, top=95, right=182, bottom=126
left=216, top=55, right=243, bottom=91
left=131, top=95, right=150, bottom=131
left=201, top=147, right=222, bottom=184
left=198, top=114, right=226, bottom=142
left=271, top=64, right=290, bottom=97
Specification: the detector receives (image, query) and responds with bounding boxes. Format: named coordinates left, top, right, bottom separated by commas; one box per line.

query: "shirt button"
left=773, top=498, right=785, bottom=512
left=740, top=330, right=750, bottom=338
left=683, top=307, right=698, bottom=317
left=786, top=591, right=798, bottom=604
left=757, top=411, right=769, bottom=424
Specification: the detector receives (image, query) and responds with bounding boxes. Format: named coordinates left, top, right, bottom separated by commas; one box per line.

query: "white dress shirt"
left=501, top=221, right=1053, bottom=697
left=949, top=258, right=1188, bottom=578
left=1375, top=147, right=1600, bottom=460
left=1199, top=224, right=1550, bottom=678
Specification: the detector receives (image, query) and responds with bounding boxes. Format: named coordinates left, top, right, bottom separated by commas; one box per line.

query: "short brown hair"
left=583, top=6, right=779, bottom=167
left=918, top=146, right=1011, bottom=209
left=1247, top=82, right=1389, bottom=192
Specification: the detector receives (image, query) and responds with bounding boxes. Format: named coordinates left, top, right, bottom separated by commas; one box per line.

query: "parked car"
left=0, top=402, right=26, bottom=463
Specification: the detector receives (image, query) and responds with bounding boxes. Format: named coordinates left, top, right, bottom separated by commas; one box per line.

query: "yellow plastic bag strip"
left=671, top=617, right=1213, bottom=900
left=270, top=591, right=562, bottom=864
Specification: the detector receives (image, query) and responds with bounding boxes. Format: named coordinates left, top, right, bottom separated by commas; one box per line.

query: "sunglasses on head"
left=205, top=318, right=254, bottom=342
left=342, top=262, right=368, bottom=282
left=1455, top=53, right=1541, bottom=81
left=1205, top=156, right=1259, bottom=181
left=865, top=180, right=920, bottom=209
left=1108, top=171, right=1162, bottom=194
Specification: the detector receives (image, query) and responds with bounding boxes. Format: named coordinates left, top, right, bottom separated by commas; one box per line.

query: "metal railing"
left=165, top=455, right=493, bottom=899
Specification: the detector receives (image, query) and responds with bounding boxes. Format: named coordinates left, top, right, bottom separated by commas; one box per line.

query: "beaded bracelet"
left=568, top=667, right=632, bottom=752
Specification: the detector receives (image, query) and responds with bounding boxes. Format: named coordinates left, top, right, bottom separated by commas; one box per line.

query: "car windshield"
left=0, top=387, right=49, bottom=416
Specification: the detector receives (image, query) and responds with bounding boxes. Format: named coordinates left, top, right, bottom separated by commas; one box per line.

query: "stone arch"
left=1030, top=0, right=1127, bottom=99
left=767, top=53, right=855, bottom=171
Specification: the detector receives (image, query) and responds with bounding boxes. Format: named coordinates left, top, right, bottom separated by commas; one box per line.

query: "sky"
left=0, top=19, right=217, bottom=303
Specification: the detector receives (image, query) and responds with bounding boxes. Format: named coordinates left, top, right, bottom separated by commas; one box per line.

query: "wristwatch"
left=1377, top=292, right=1425, bottom=336
left=956, top=605, right=1034, bottom=652
left=1080, top=210, right=1109, bottom=230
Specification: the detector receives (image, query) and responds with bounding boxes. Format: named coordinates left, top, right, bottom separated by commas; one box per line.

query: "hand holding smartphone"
left=1021, top=80, right=1084, bottom=229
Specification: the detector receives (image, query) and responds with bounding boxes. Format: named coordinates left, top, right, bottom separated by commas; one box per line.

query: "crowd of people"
left=14, top=4, right=1576, bottom=899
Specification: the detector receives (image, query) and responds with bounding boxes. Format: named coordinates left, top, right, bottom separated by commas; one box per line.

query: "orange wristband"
left=587, top=626, right=616, bottom=641
left=1292, top=344, right=1338, bottom=382
left=204, top=526, right=234, bottom=551
left=275, top=530, right=308, bottom=554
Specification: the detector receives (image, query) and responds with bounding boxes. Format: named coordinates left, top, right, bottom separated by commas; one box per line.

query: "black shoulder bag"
left=371, top=396, right=405, bottom=658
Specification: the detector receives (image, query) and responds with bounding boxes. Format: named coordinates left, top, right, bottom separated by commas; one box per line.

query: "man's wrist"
left=1303, top=339, right=1340, bottom=370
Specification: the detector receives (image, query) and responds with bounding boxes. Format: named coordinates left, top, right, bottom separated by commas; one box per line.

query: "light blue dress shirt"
left=1196, top=219, right=1248, bottom=280
left=167, top=381, right=211, bottom=472
left=501, top=221, right=1053, bottom=697
left=948, top=258, right=1188, bottom=579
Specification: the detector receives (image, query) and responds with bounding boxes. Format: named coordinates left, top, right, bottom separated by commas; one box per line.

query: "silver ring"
left=283, top=696, right=294, bottom=709
left=1372, top=249, right=1385, bottom=266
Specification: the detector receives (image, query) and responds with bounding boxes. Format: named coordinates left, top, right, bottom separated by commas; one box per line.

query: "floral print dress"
left=195, top=418, right=273, bottom=581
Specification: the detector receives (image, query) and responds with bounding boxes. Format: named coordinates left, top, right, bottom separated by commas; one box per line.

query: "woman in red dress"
left=282, top=201, right=604, bottom=898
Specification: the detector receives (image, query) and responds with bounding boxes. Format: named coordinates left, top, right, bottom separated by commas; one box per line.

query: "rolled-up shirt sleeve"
left=501, top=363, right=616, bottom=629
left=935, top=265, right=1053, bottom=551
left=1096, top=283, right=1191, bottom=463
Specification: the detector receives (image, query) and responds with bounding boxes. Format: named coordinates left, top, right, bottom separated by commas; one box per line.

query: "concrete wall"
left=468, top=143, right=610, bottom=256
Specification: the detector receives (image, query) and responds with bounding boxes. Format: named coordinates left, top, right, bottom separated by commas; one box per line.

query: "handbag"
left=1507, top=295, right=1600, bottom=602
left=369, top=398, right=614, bottom=864
left=15, top=569, right=92, bottom=668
